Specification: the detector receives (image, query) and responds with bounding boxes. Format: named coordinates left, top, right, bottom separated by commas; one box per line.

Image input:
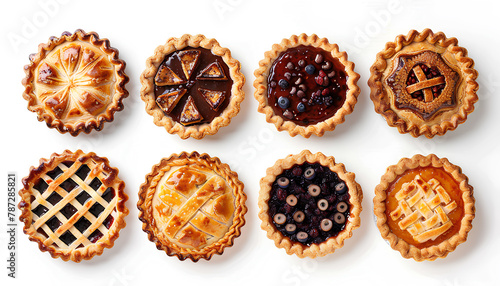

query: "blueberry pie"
left=18, top=150, right=129, bottom=262
left=137, top=151, right=247, bottom=261
left=373, top=154, right=475, bottom=261
left=368, top=29, right=479, bottom=138
left=258, top=150, right=362, bottom=258
left=140, top=34, right=245, bottom=139
left=22, top=29, right=129, bottom=136
left=254, top=34, right=360, bottom=137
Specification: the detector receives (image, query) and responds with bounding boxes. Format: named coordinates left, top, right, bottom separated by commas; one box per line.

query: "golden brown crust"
left=253, top=34, right=360, bottom=138
left=22, top=29, right=129, bottom=136
left=140, top=34, right=245, bottom=140
left=373, top=154, right=475, bottom=261
left=258, top=150, right=362, bottom=258
left=18, top=150, right=129, bottom=262
left=137, top=151, right=247, bottom=262
left=368, top=29, right=478, bottom=138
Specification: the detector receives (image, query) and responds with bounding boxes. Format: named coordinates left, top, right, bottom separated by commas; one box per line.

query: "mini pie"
left=258, top=150, right=362, bottom=258
left=140, top=34, right=245, bottom=139
left=22, top=29, right=129, bottom=136
left=368, top=29, right=479, bottom=138
left=137, top=151, right=247, bottom=261
left=254, top=34, right=360, bottom=138
left=18, top=150, right=129, bottom=262
left=373, top=154, right=475, bottom=261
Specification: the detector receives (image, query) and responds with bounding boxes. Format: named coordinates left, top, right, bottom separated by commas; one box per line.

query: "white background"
left=1, top=0, right=499, bottom=285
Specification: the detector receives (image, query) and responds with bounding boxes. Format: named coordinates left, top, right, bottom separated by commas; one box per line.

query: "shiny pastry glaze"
left=385, top=167, right=464, bottom=249
left=267, top=45, right=347, bottom=126
left=154, top=47, right=233, bottom=125
left=34, top=41, right=116, bottom=121
left=267, top=162, right=350, bottom=246
left=152, top=165, right=235, bottom=250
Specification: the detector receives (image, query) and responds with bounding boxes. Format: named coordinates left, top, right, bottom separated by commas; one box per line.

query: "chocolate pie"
left=258, top=150, right=362, bottom=258
left=140, top=34, right=245, bottom=139
left=254, top=34, right=360, bottom=138
left=18, top=150, right=129, bottom=262
left=368, top=29, right=479, bottom=138
left=22, top=29, right=129, bottom=136
left=137, top=152, right=247, bottom=261
left=373, top=154, right=475, bottom=261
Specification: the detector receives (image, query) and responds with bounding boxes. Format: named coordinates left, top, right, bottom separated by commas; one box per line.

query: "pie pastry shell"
left=368, top=29, right=479, bottom=138
left=22, top=29, right=129, bottom=136
left=140, top=34, right=245, bottom=140
left=373, top=154, right=475, bottom=261
left=254, top=34, right=360, bottom=138
left=137, top=151, right=247, bottom=261
left=18, top=150, right=129, bottom=262
left=258, top=150, right=362, bottom=258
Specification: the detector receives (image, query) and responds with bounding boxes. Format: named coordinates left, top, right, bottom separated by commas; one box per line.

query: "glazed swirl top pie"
left=22, top=29, right=129, bottom=136
left=374, top=154, right=475, bottom=261
left=18, top=150, right=129, bottom=262
left=368, top=29, right=478, bottom=138
left=138, top=152, right=247, bottom=261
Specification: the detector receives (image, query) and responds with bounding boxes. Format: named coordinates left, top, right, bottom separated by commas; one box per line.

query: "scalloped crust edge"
left=18, top=149, right=129, bottom=262
left=373, top=154, right=475, bottom=261
left=253, top=34, right=360, bottom=138
left=137, top=151, right=247, bottom=262
left=368, top=28, right=479, bottom=138
left=139, top=34, right=245, bottom=140
left=22, top=29, right=129, bottom=136
left=258, top=150, right=363, bottom=258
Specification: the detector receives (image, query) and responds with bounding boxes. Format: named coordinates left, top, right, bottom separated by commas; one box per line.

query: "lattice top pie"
left=140, top=34, right=245, bottom=139
left=373, top=154, right=475, bottom=261
left=22, top=29, right=129, bottom=136
left=18, top=150, right=129, bottom=262
left=138, top=152, right=247, bottom=261
left=368, top=29, right=478, bottom=138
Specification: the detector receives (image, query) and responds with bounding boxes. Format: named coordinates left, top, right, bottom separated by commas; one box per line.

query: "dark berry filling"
left=267, top=45, right=347, bottom=126
left=267, top=162, right=350, bottom=245
left=406, top=64, right=445, bottom=101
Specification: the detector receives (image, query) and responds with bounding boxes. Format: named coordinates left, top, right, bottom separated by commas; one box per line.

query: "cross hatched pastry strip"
left=18, top=150, right=128, bottom=262
left=390, top=175, right=457, bottom=243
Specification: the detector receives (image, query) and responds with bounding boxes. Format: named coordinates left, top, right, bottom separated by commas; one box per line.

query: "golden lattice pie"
left=137, top=151, right=247, bottom=261
left=254, top=34, right=360, bottom=138
left=373, top=154, right=475, bottom=261
left=258, top=150, right=362, bottom=258
left=22, top=29, right=129, bottom=136
left=368, top=29, right=478, bottom=138
left=18, top=150, right=129, bottom=262
left=140, top=34, right=245, bottom=139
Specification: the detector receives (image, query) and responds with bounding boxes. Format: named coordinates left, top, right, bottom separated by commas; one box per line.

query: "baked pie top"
left=258, top=150, right=362, bottom=258
left=22, top=29, right=129, bottom=136
left=368, top=29, right=478, bottom=138
left=254, top=34, right=360, bottom=138
left=374, top=154, right=475, bottom=261
left=140, top=34, right=245, bottom=139
left=138, top=152, right=247, bottom=261
left=18, top=150, right=129, bottom=262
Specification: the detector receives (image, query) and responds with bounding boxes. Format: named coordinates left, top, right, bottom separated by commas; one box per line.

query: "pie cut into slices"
left=368, top=29, right=479, bottom=138
left=22, top=29, right=129, bottom=136
left=18, top=150, right=129, bottom=262
left=373, top=154, right=475, bottom=261
left=253, top=34, right=360, bottom=138
left=258, top=150, right=362, bottom=258
left=137, top=151, right=247, bottom=261
left=140, top=34, right=245, bottom=139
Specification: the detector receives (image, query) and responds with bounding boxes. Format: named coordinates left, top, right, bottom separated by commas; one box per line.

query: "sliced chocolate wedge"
left=156, top=89, right=187, bottom=114
left=178, top=50, right=201, bottom=80
left=180, top=96, right=203, bottom=125
left=198, top=88, right=226, bottom=111
left=197, top=62, right=227, bottom=80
